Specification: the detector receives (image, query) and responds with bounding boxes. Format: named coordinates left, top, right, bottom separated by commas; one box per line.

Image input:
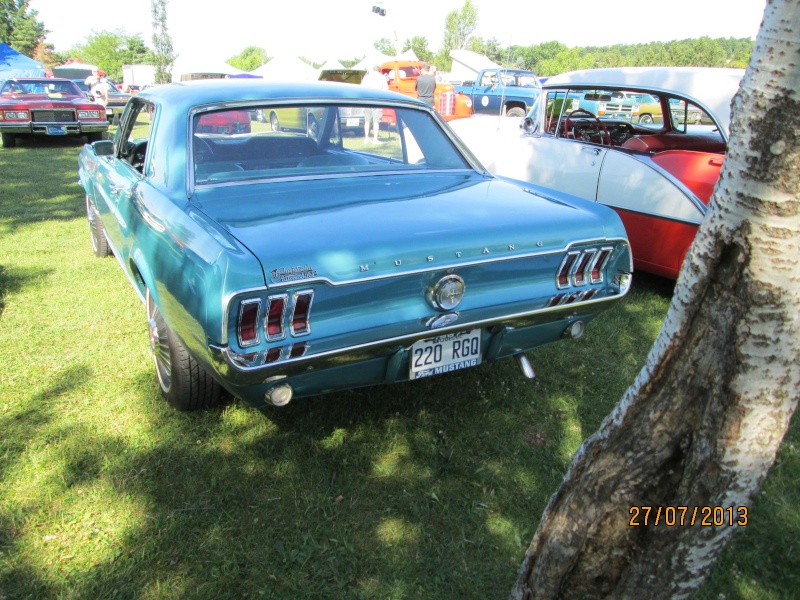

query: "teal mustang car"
left=78, top=78, right=633, bottom=410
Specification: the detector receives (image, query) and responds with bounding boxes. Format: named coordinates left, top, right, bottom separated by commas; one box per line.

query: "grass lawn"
left=0, top=137, right=797, bottom=599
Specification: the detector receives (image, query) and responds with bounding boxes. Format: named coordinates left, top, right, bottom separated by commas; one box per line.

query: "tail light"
left=556, top=251, right=580, bottom=289
left=266, top=294, right=288, bottom=340
left=590, top=248, right=613, bottom=284
left=291, top=290, right=314, bottom=336
left=264, top=347, right=282, bottom=363
left=572, top=249, right=597, bottom=286
left=549, top=245, right=616, bottom=306
left=238, top=300, right=261, bottom=347
left=289, top=342, right=309, bottom=358
left=234, top=290, right=315, bottom=361
left=437, top=91, right=455, bottom=116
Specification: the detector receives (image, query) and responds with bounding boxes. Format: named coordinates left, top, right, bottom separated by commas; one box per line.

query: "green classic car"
left=78, top=79, right=632, bottom=410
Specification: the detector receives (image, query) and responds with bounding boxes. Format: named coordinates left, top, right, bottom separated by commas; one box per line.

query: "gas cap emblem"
left=427, top=275, right=465, bottom=311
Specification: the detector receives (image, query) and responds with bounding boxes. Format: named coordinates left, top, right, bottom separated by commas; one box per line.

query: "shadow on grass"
left=3, top=273, right=794, bottom=599
left=0, top=264, right=53, bottom=318
left=0, top=142, right=86, bottom=232
left=1, top=355, right=578, bottom=599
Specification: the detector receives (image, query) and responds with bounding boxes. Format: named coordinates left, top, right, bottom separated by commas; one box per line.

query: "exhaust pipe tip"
left=266, top=383, right=294, bottom=407
left=563, top=320, right=585, bottom=339
left=515, top=353, right=536, bottom=379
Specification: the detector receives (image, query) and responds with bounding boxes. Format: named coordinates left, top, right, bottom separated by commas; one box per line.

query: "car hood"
left=192, top=172, right=621, bottom=285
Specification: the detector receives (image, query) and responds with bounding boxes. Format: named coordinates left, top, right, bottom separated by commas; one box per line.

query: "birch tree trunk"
left=511, top=1, right=800, bottom=597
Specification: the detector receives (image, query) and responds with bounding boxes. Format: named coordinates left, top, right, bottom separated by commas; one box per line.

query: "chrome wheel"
left=147, top=289, right=172, bottom=394
left=86, top=195, right=109, bottom=257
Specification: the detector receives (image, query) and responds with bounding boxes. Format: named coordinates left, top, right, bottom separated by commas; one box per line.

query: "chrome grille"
left=604, top=104, right=634, bottom=113
left=32, top=110, right=76, bottom=123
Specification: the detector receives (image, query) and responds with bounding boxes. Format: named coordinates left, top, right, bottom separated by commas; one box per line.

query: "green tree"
left=536, top=47, right=595, bottom=76
left=151, top=0, right=175, bottom=84
left=466, top=36, right=504, bottom=64
left=373, top=37, right=396, bottom=56
left=69, top=30, right=154, bottom=81
left=227, top=46, right=269, bottom=72
left=406, top=36, right=433, bottom=63
left=443, top=0, right=478, bottom=52
left=510, top=41, right=568, bottom=73
left=1, top=0, right=47, bottom=57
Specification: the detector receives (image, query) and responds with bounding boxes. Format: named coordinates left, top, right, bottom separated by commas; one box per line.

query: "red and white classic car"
left=0, top=77, right=109, bottom=147
left=450, top=67, right=744, bottom=280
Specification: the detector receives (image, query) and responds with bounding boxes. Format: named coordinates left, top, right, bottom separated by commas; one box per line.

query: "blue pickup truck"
left=454, top=69, right=540, bottom=118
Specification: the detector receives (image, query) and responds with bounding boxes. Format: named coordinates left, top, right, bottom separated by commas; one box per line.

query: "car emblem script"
left=426, top=274, right=466, bottom=311
left=270, top=264, right=317, bottom=283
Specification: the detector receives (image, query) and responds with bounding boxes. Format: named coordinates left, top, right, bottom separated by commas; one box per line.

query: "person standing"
left=414, top=63, right=436, bottom=107
left=84, top=68, right=108, bottom=106
left=360, top=65, right=388, bottom=144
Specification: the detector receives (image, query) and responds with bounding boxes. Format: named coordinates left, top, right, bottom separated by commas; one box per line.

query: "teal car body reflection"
left=78, top=78, right=632, bottom=410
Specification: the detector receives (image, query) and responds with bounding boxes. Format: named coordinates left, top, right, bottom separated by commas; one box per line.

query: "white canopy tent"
left=171, top=57, right=249, bottom=82
left=351, top=49, right=393, bottom=71
left=250, top=56, right=318, bottom=81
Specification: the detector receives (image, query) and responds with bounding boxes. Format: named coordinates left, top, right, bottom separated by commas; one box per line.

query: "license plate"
left=346, top=117, right=360, bottom=127
left=409, top=329, right=482, bottom=380
left=47, top=126, right=66, bottom=135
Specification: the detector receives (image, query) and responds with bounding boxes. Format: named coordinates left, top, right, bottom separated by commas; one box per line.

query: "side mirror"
left=93, top=140, right=114, bottom=156
left=520, top=117, right=538, bottom=135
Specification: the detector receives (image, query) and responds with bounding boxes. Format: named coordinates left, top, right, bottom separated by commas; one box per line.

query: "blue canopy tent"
left=0, top=44, right=45, bottom=81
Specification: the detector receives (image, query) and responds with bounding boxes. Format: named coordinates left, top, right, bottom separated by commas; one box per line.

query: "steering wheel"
left=193, top=136, right=216, bottom=163
left=565, top=108, right=610, bottom=145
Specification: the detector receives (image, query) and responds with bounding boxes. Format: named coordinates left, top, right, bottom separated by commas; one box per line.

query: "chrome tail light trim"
left=237, top=299, right=262, bottom=347
left=290, top=290, right=314, bottom=337
left=265, top=294, right=288, bottom=341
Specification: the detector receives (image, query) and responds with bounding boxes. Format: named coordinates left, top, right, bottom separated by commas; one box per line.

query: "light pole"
left=371, top=2, right=402, bottom=57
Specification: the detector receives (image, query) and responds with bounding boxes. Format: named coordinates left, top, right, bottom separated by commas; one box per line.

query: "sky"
left=28, top=0, right=766, bottom=68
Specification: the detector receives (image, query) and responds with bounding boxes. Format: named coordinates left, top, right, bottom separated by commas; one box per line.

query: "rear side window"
left=192, top=103, right=470, bottom=185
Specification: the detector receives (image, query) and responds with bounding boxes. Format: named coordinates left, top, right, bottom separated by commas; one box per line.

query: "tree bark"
left=511, top=1, right=800, bottom=598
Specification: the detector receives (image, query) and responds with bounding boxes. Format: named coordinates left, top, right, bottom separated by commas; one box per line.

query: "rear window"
left=192, top=103, right=471, bottom=185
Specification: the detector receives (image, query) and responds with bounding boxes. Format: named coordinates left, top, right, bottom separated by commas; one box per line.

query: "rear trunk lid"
left=193, top=172, right=614, bottom=284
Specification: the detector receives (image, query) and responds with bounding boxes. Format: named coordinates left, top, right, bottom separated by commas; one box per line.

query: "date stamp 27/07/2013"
left=629, top=506, right=748, bottom=527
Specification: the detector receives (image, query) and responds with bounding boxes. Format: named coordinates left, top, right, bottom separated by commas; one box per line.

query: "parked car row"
left=10, top=66, right=745, bottom=412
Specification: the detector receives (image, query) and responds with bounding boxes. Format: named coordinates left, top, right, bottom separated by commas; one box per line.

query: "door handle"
left=582, top=146, right=602, bottom=156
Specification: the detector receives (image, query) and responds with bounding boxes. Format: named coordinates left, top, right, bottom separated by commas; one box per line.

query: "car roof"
left=138, top=78, right=419, bottom=109
left=545, top=67, right=744, bottom=135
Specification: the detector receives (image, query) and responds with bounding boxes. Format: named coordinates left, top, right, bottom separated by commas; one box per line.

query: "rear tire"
left=270, top=112, right=280, bottom=132
left=506, top=106, right=526, bottom=118
left=1, top=132, right=16, bottom=148
left=146, top=289, right=221, bottom=411
left=638, top=114, right=654, bottom=124
left=86, top=195, right=110, bottom=257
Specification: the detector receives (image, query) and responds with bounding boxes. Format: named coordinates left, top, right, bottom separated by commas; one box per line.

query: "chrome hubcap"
left=147, top=294, right=172, bottom=393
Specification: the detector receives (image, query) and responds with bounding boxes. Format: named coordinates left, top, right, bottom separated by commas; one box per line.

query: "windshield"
left=1, top=79, right=82, bottom=96
left=193, top=103, right=471, bottom=185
